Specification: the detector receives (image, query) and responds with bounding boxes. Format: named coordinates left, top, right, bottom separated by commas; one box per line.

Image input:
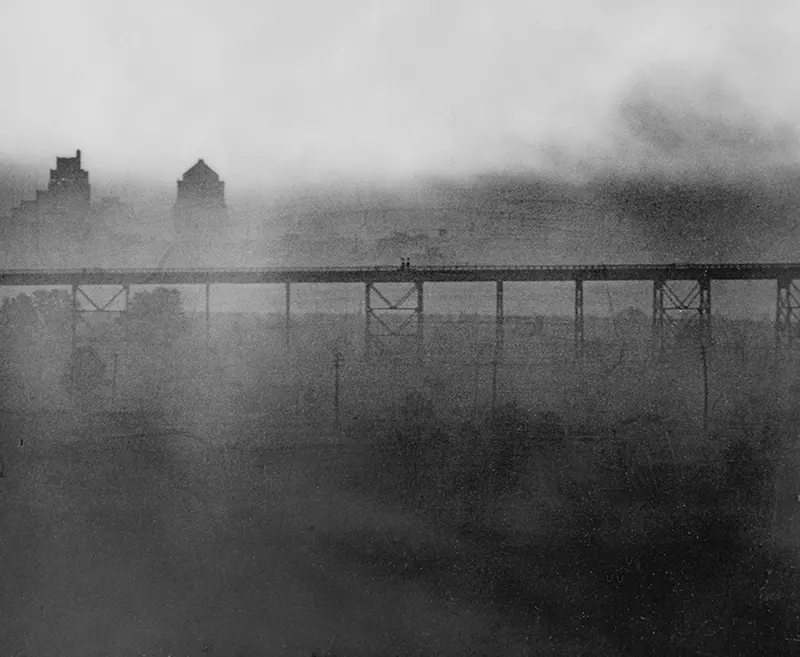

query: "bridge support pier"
left=123, top=284, right=130, bottom=341
left=205, top=282, right=211, bottom=346
left=417, top=281, right=425, bottom=366
left=71, top=284, right=78, bottom=393
left=68, top=280, right=130, bottom=399
left=776, top=278, right=800, bottom=348
left=364, top=281, right=424, bottom=365
left=652, top=277, right=711, bottom=357
left=365, top=283, right=372, bottom=363
left=495, top=281, right=504, bottom=364
left=574, top=279, right=584, bottom=362
left=285, top=282, right=291, bottom=350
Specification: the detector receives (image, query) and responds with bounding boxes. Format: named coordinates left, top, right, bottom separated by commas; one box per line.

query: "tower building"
left=174, top=158, right=228, bottom=236
left=7, top=149, right=91, bottom=238
left=45, top=149, right=91, bottom=213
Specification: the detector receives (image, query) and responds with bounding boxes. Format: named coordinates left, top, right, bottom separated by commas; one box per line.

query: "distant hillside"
left=591, top=166, right=800, bottom=262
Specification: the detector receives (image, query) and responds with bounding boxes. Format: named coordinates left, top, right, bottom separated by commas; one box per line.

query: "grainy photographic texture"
left=1, top=2, right=800, bottom=656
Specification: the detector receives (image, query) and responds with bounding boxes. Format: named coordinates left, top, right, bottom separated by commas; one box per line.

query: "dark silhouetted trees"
left=125, top=287, right=189, bottom=348
left=0, top=290, right=72, bottom=406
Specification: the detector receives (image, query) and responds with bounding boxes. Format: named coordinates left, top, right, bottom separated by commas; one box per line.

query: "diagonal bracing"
left=652, top=277, right=711, bottom=357
left=776, top=278, right=800, bottom=347
left=70, top=283, right=130, bottom=399
left=365, top=281, right=424, bottom=365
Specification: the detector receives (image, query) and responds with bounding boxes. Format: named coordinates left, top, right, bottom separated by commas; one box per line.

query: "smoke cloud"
left=1, top=1, right=800, bottom=263
left=0, top=1, right=796, bottom=186
left=586, top=63, right=800, bottom=261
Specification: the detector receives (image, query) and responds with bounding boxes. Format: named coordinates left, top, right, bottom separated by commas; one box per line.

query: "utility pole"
left=333, top=347, right=342, bottom=433
left=700, top=332, right=709, bottom=434
left=112, top=352, right=119, bottom=404
left=71, top=283, right=78, bottom=398
left=473, top=341, right=496, bottom=423
left=205, top=282, right=211, bottom=348
left=491, top=350, right=498, bottom=416
left=124, top=284, right=130, bottom=341
left=492, top=280, right=503, bottom=416
left=285, top=282, right=292, bottom=351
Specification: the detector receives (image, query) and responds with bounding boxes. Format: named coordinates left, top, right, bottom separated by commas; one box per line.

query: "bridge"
left=1, top=262, right=799, bottom=364
left=3, top=262, right=800, bottom=286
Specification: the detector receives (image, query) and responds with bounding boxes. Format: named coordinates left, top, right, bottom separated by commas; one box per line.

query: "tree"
left=0, top=290, right=72, bottom=405
left=122, top=288, right=189, bottom=420
left=125, top=287, right=189, bottom=347
left=31, top=289, right=72, bottom=335
left=0, top=289, right=71, bottom=340
left=612, top=306, right=648, bottom=329
left=68, top=345, right=107, bottom=397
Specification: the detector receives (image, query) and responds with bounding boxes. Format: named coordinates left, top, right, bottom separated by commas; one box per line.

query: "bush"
left=549, top=427, right=800, bottom=655
left=350, top=398, right=570, bottom=527
left=348, top=396, right=800, bottom=655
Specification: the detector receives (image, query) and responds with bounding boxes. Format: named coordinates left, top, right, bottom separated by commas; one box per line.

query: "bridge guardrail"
left=0, top=263, right=797, bottom=276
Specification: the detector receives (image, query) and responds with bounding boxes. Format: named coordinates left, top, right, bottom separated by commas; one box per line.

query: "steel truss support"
left=70, top=283, right=130, bottom=341
left=652, top=277, right=711, bottom=357
left=73, top=283, right=130, bottom=316
left=69, top=281, right=131, bottom=397
left=775, top=278, right=800, bottom=348
left=364, top=281, right=424, bottom=365
left=574, top=279, right=585, bottom=362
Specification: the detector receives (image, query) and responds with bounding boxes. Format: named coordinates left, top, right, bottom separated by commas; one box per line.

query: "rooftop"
left=180, top=159, right=221, bottom=183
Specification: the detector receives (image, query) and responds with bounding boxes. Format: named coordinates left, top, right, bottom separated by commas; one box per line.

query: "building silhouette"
left=174, top=158, right=228, bottom=237
left=46, top=149, right=91, bottom=212
left=8, top=150, right=91, bottom=237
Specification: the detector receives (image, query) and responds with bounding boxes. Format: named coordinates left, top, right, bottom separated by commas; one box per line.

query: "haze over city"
left=1, top=1, right=799, bottom=213
left=3, top=3, right=800, bottom=656
left=1, top=1, right=799, bottom=316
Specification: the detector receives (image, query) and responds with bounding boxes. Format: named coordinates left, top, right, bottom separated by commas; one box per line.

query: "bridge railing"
left=0, top=262, right=792, bottom=275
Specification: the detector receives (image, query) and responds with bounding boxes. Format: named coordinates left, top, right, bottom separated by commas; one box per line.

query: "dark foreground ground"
left=3, top=407, right=799, bottom=656
left=0, top=411, right=605, bottom=657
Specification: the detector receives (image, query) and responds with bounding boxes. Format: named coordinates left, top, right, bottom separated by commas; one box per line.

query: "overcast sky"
left=1, top=0, right=798, bottom=191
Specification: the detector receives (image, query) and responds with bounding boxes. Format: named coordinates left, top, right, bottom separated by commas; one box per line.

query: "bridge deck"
left=1, top=263, right=800, bottom=286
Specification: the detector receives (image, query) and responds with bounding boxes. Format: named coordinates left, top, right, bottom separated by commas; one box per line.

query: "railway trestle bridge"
left=1, top=262, right=799, bottom=367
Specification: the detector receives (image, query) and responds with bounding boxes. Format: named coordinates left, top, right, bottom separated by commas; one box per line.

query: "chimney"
left=76, top=149, right=81, bottom=166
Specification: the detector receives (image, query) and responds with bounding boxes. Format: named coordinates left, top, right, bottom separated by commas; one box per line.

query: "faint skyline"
left=1, top=1, right=798, bottom=190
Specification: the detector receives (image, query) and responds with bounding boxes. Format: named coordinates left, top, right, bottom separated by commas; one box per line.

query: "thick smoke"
left=616, top=66, right=799, bottom=172
left=207, top=65, right=800, bottom=264
left=586, top=65, right=800, bottom=262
